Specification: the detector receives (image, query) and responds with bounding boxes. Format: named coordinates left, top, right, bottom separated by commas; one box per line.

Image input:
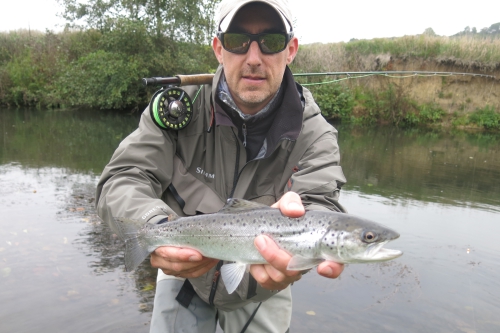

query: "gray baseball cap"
left=217, top=0, right=293, bottom=33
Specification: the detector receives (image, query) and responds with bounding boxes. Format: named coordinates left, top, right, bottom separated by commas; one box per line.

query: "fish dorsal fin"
left=220, top=262, right=248, bottom=294
left=218, top=198, right=271, bottom=214
left=287, top=255, right=325, bottom=270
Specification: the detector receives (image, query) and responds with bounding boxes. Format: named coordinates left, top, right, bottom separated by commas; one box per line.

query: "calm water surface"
left=1, top=109, right=499, bottom=332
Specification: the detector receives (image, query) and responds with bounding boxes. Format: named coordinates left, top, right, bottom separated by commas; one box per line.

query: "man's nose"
left=246, top=41, right=263, bottom=65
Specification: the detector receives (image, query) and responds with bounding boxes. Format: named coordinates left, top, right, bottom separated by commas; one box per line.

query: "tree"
left=422, top=27, right=436, bottom=36
left=57, top=0, right=221, bottom=44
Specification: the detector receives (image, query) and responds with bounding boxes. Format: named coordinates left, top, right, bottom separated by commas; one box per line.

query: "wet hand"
left=250, top=192, right=344, bottom=290
left=150, top=246, right=218, bottom=279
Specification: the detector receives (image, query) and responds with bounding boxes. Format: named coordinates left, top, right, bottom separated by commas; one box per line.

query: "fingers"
left=317, top=261, right=344, bottom=279
left=150, top=246, right=218, bottom=278
left=250, top=235, right=301, bottom=291
left=271, top=191, right=305, bottom=218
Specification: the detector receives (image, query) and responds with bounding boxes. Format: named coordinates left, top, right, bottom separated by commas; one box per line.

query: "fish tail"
left=123, top=234, right=150, bottom=272
left=114, top=217, right=151, bottom=272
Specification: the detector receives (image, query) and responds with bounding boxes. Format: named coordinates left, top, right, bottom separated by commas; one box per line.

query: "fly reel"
left=149, top=87, right=193, bottom=130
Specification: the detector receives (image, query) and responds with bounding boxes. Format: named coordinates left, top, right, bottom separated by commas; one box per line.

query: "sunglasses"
left=217, top=31, right=294, bottom=54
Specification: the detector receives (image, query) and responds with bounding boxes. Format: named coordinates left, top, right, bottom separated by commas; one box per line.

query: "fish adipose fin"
left=219, top=199, right=271, bottom=214
left=220, top=262, right=248, bottom=294
left=287, top=255, right=325, bottom=270
left=114, top=217, right=151, bottom=272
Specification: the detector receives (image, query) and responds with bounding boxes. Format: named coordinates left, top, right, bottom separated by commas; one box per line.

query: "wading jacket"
left=96, top=66, right=347, bottom=311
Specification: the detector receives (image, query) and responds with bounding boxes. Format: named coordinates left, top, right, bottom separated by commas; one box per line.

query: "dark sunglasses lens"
left=259, top=34, right=286, bottom=53
left=222, top=33, right=287, bottom=54
left=223, top=34, right=251, bottom=54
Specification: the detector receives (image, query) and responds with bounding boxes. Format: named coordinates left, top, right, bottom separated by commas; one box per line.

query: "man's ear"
left=286, top=37, right=299, bottom=65
left=212, top=37, right=224, bottom=64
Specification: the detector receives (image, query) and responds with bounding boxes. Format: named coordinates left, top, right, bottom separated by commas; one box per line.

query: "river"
left=1, top=108, right=499, bottom=332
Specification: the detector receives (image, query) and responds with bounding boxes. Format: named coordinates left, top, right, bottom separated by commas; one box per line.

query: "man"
left=96, top=0, right=347, bottom=332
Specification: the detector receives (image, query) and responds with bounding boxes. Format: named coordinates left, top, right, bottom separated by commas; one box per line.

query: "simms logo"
left=196, top=167, right=215, bottom=179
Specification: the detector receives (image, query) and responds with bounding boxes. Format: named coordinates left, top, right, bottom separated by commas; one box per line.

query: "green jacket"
left=96, top=66, right=347, bottom=311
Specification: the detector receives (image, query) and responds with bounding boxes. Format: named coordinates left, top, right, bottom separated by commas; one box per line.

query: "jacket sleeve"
left=292, top=127, right=347, bottom=213
left=95, top=107, right=177, bottom=236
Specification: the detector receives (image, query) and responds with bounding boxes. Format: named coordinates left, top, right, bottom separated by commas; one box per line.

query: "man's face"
left=213, top=4, right=298, bottom=115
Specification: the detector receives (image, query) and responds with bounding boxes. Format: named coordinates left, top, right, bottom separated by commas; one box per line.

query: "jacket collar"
left=212, top=65, right=303, bottom=156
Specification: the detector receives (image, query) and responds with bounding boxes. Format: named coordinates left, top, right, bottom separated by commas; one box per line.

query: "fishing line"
left=294, top=71, right=496, bottom=86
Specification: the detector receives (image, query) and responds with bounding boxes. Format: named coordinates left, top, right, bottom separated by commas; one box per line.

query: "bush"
left=468, top=105, right=500, bottom=130
left=307, top=83, right=354, bottom=120
left=55, top=50, right=148, bottom=109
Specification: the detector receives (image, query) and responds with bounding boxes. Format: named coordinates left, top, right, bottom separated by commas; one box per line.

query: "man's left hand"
left=249, top=192, right=344, bottom=291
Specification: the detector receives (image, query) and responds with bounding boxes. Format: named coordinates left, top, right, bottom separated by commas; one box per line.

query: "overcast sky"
left=0, top=0, right=498, bottom=44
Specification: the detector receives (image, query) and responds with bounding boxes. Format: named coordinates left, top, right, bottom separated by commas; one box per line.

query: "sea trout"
left=115, top=199, right=402, bottom=294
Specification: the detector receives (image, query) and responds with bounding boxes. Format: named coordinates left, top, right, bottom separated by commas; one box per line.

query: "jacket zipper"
left=209, top=260, right=224, bottom=305
left=242, top=123, right=247, bottom=147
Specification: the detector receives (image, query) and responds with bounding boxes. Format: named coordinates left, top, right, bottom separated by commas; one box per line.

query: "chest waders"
left=175, top=270, right=262, bottom=333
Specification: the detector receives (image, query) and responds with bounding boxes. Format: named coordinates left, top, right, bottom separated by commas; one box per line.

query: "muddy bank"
left=352, top=56, right=500, bottom=117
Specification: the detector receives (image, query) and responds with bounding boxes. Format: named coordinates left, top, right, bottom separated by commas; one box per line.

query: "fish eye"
left=363, top=231, right=377, bottom=243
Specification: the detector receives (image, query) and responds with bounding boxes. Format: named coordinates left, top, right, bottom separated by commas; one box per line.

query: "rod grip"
left=177, top=74, right=215, bottom=86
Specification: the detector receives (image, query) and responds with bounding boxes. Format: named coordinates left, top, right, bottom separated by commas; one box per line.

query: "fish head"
left=319, top=216, right=402, bottom=263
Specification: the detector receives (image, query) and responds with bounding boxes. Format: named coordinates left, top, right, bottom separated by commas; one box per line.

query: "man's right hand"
left=150, top=246, right=218, bottom=278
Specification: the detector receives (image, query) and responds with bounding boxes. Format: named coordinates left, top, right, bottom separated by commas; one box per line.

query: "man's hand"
left=150, top=246, right=218, bottom=278
left=249, top=192, right=344, bottom=291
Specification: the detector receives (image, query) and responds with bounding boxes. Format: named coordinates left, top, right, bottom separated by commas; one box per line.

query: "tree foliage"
left=57, top=0, right=220, bottom=44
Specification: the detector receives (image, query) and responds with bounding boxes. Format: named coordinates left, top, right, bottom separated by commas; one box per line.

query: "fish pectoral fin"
left=287, top=255, right=325, bottom=270
left=220, top=262, right=248, bottom=294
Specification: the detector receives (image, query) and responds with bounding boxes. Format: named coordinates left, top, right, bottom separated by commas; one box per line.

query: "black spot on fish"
left=243, top=223, right=246, bottom=227
left=224, top=223, right=226, bottom=226
left=261, top=230, right=264, bottom=234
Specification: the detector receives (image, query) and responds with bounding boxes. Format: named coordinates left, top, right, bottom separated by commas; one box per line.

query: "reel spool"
left=149, top=87, right=193, bottom=130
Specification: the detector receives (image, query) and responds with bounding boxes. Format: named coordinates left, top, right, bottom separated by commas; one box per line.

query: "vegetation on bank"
left=1, top=7, right=499, bottom=130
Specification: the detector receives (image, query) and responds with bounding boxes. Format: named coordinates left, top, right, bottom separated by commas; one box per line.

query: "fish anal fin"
left=218, top=198, right=271, bottom=214
left=220, top=262, right=248, bottom=294
left=287, top=255, right=325, bottom=271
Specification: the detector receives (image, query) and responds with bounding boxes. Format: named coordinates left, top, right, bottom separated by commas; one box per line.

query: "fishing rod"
left=143, top=71, right=496, bottom=130
left=142, top=71, right=496, bottom=88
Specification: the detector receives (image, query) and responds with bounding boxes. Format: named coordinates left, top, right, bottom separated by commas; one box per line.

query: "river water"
left=1, top=109, right=499, bottom=332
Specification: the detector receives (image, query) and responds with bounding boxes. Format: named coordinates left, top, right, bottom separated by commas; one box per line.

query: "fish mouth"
left=365, top=241, right=403, bottom=261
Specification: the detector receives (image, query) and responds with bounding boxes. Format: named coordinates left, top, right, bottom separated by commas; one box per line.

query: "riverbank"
left=1, top=29, right=499, bottom=130
left=291, top=35, right=500, bottom=130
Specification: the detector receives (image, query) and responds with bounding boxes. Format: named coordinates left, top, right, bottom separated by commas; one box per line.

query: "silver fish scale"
left=140, top=209, right=342, bottom=263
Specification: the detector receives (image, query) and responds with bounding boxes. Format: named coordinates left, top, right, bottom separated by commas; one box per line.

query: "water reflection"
left=1, top=109, right=500, bottom=332
left=339, top=125, right=500, bottom=211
